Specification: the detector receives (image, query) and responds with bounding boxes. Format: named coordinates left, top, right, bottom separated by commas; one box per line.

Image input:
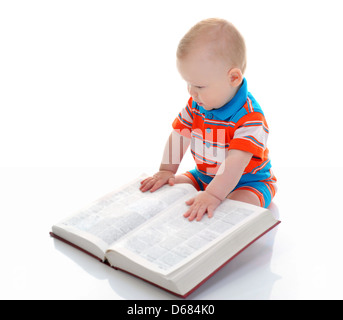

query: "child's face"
left=177, top=48, right=240, bottom=110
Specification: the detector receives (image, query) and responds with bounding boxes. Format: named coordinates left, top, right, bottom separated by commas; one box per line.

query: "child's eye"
left=196, top=86, right=205, bottom=89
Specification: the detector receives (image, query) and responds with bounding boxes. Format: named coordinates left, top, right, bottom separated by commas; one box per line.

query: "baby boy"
left=140, top=18, right=277, bottom=221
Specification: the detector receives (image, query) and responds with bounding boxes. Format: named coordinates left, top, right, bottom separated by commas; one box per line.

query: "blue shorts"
left=183, top=169, right=277, bottom=208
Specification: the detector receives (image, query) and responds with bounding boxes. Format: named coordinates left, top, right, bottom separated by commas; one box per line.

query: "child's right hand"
left=140, top=170, right=176, bottom=193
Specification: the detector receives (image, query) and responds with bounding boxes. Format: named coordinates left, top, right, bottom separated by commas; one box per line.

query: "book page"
left=53, top=178, right=197, bottom=252
left=110, top=199, right=261, bottom=274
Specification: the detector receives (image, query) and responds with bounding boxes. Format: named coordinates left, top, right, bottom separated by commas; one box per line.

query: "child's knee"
left=227, top=189, right=262, bottom=207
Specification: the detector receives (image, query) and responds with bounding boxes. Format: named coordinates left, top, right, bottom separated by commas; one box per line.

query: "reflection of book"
left=50, top=176, right=280, bottom=298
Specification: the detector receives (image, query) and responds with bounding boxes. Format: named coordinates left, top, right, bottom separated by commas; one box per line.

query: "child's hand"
left=140, top=171, right=176, bottom=193
left=184, top=191, right=222, bottom=221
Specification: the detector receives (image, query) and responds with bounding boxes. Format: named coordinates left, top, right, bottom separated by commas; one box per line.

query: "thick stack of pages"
left=51, top=177, right=280, bottom=297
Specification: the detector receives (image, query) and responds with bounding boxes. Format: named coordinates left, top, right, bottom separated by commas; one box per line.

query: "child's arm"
left=140, top=130, right=190, bottom=192
left=184, top=149, right=253, bottom=221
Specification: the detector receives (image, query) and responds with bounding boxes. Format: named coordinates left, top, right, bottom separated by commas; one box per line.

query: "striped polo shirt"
left=172, top=78, right=275, bottom=186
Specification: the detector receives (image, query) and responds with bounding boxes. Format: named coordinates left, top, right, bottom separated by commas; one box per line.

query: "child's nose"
left=188, top=85, right=198, bottom=99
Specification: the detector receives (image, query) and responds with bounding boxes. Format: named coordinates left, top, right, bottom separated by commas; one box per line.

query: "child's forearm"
left=160, top=130, right=190, bottom=173
left=140, top=131, right=190, bottom=193
left=206, top=149, right=253, bottom=201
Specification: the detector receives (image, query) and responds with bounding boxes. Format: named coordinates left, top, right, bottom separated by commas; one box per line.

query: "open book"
left=50, top=176, right=280, bottom=298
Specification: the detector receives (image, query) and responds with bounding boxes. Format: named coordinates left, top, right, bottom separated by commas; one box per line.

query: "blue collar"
left=198, top=78, right=248, bottom=120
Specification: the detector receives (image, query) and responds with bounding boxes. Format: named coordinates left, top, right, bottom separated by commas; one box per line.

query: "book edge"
left=50, top=219, right=280, bottom=299
left=182, top=220, right=281, bottom=298
left=49, top=231, right=183, bottom=297
left=50, top=232, right=106, bottom=264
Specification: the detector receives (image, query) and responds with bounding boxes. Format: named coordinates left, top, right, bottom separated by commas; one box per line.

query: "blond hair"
left=177, top=18, right=247, bottom=74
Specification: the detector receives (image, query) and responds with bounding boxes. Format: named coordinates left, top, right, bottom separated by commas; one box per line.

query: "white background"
left=1, top=0, right=343, bottom=300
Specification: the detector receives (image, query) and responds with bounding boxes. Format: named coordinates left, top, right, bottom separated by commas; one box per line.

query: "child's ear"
left=228, top=68, right=243, bottom=87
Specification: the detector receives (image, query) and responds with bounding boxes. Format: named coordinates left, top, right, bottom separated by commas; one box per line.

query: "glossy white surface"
left=0, top=166, right=342, bottom=300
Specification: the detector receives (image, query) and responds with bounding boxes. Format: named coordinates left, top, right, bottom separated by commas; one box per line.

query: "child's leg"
left=228, top=180, right=277, bottom=208
left=227, top=189, right=261, bottom=207
left=174, top=174, right=197, bottom=188
left=175, top=170, right=206, bottom=191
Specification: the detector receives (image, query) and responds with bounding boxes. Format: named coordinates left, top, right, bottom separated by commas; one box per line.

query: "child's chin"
left=202, top=105, right=213, bottom=110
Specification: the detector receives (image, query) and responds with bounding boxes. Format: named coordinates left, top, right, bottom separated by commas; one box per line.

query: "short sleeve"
left=229, top=112, right=269, bottom=159
left=172, top=97, right=194, bottom=138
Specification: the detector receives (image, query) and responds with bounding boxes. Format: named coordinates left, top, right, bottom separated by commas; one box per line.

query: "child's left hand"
left=184, top=191, right=222, bottom=221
